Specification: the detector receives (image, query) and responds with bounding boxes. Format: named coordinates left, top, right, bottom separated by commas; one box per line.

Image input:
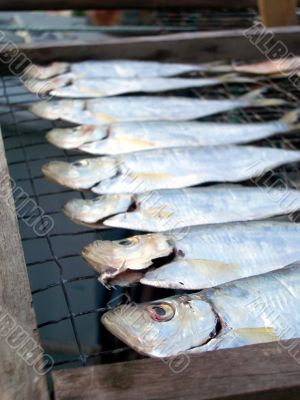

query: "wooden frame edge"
left=0, top=131, right=49, bottom=400
left=0, top=0, right=257, bottom=11
left=52, top=339, right=300, bottom=400
left=4, top=26, right=300, bottom=64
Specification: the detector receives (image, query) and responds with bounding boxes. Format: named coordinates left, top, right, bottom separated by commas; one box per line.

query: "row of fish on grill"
left=24, top=57, right=300, bottom=358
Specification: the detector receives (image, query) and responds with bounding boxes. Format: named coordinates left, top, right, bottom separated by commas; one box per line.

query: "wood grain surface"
left=0, top=132, right=48, bottom=400
left=52, top=339, right=300, bottom=400
left=3, top=26, right=300, bottom=65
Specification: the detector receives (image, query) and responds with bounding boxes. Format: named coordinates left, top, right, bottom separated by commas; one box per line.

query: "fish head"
left=63, top=194, right=132, bottom=226
left=81, top=233, right=173, bottom=282
left=24, top=73, right=74, bottom=95
left=30, top=100, right=76, bottom=120
left=42, top=157, right=118, bottom=190
left=23, top=62, right=69, bottom=80
left=101, top=294, right=218, bottom=357
left=46, top=125, right=107, bottom=149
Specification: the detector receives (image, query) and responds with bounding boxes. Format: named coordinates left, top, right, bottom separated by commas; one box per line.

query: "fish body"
left=214, top=57, right=300, bottom=75
left=81, top=221, right=300, bottom=289
left=25, top=74, right=254, bottom=97
left=63, top=185, right=300, bottom=231
left=46, top=110, right=300, bottom=154
left=42, top=145, right=300, bottom=193
left=30, top=89, right=285, bottom=125
left=101, top=265, right=300, bottom=357
left=23, top=60, right=218, bottom=80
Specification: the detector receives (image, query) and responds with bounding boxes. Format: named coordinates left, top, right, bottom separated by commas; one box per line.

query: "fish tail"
left=240, top=87, right=287, bottom=107
left=218, top=73, right=257, bottom=84
left=279, top=109, right=300, bottom=131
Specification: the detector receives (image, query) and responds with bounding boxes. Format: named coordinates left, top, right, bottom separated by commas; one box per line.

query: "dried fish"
left=25, top=74, right=254, bottom=97
left=46, top=110, right=300, bottom=154
left=101, top=265, right=300, bottom=357
left=23, top=60, right=222, bottom=80
left=81, top=221, right=300, bottom=289
left=30, top=89, right=285, bottom=125
left=42, top=145, right=300, bottom=193
left=63, top=185, right=300, bottom=231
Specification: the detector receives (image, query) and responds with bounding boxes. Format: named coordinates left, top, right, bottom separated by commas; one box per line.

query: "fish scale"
left=205, top=268, right=300, bottom=335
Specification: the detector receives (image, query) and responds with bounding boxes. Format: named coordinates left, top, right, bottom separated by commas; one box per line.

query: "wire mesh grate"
left=1, top=69, right=300, bottom=384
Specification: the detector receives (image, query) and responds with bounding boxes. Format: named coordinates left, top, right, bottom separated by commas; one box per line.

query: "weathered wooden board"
left=0, top=132, right=49, bottom=400
left=258, top=0, right=297, bottom=27
left=0, top=0, right=257, bottom=10
left=4, top=26, right=300, bottom=65
left=52, top=339, right=300, bottom=400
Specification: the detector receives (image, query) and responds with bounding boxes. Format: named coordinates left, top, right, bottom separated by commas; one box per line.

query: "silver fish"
left=63, top=185, right=300, bottom=231
left=23, top=60, right=221, bottom=80
left=101, top=265, right=300, bottom=357
left=42, top=145, right=300, bottom=193
left=30, top=89, right=285, bottom=125
left=81, top=221, right=300, bottom=289
left=46, top=110, right=300, bottom=154
left=25, top=74, right=254, bottom=97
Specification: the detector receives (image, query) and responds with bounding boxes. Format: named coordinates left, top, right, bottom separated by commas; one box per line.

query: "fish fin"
left=188, top=259, right=239, bottom=270
left=134, top=172, right=173, bottom=181
left=232, top=327, right=279, bottom=343
left=279, top=109, right=300, bottom=130
left=218, top=73, right=257, bottom=84
left=240, top=87, right=287, bottom=107
left=116, top=135, right=155, bottom=148
left=94, top=113, right=119, bottom=123
left=140, top=258, right=241, bottom=290
left=198, top=60, right=230, bottom=70
left=205, top=64, right=235, bottom=73
left=199, top=327, right=280, bottom=351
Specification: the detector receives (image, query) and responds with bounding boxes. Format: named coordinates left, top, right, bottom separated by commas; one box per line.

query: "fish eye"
left=73, top=160, right=89, bottom=167
left=147, top=303, right=175, bottom=322
left=118, top=237, right=139, bottom=247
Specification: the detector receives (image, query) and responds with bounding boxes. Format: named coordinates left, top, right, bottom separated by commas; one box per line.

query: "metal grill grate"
left=1, top=70, right=300, bottom=383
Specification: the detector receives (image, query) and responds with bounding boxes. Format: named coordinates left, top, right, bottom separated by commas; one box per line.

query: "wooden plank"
left=4, top=26, right=300, bottom=65
left=0, top=0, right=257, bottom=11
left=52, top=339, right=300, bottom=400
left=258, top=0, right=297, bottom=27
left=0, top=131, right=49, bottom=400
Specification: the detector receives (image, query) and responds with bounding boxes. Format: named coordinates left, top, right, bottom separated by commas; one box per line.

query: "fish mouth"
left=81, top=244, right=132, bottom=284
left=46, top=128, right=85, bottom=149
left=83, top=244, right=176, bottom=288
left=63, top=197, right=138, bottom=229
left=42, top=162, right=85, bottom=190
left=101, top=308, right=159, bottom=357
left=62, top=205, right=107, bottom=229
left=42, top=162, right=69, bottom=187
